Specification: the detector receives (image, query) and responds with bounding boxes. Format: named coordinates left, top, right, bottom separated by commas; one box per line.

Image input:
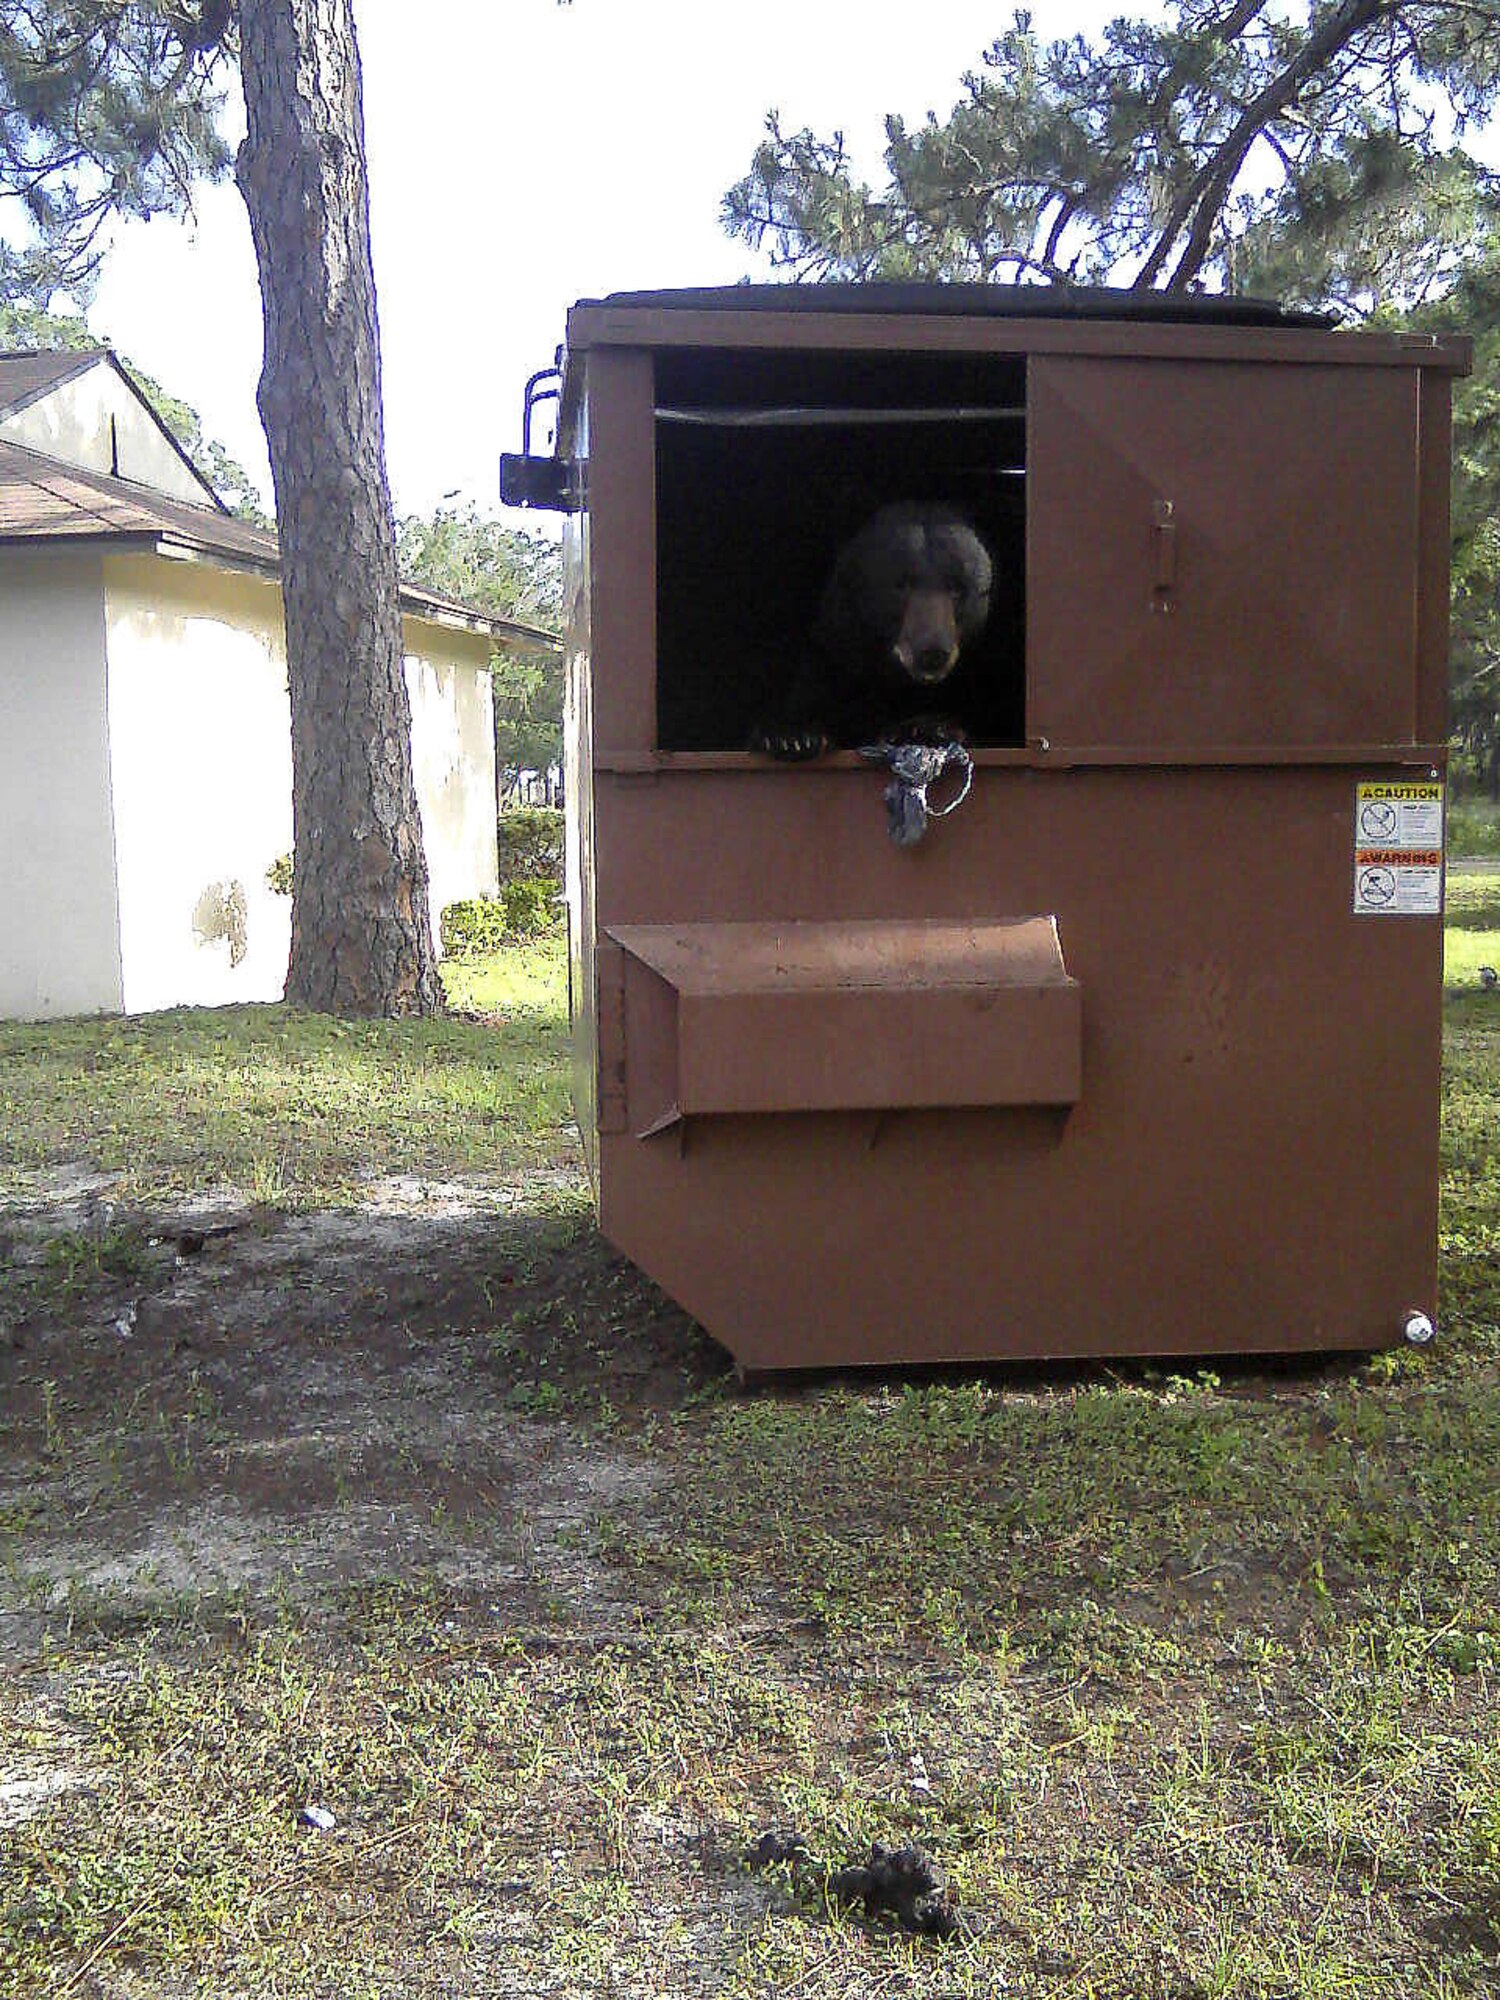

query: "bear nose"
left=914, top=645, right=954, bottom=680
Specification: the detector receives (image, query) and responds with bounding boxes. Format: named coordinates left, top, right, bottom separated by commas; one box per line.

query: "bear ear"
left=949, top=531, right=992, bottom=636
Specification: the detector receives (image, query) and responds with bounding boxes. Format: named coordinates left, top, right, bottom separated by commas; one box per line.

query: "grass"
left=0, top=937, right=573, bottom=1206
left=2, top=918, right=1500, bottom=1996
left=1445, top=869, right=1500, bottom=989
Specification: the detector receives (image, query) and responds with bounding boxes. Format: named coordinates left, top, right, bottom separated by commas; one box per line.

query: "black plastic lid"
left=595, top=281, right=1334, bottom=330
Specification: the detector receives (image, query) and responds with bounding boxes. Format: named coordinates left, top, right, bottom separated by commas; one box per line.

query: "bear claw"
left=749, top=724, right=831, bottom=762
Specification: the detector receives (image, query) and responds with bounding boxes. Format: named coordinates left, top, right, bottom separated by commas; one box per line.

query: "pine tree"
left=236, top=0, right=442, bottom=1017
left=724, top=3, right=1500, bottom=307
left=0, top=4, right=234, bottom=303
left=3, top=3, right=445, bottom=1016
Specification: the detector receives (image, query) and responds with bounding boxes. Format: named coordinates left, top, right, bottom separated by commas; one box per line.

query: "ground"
left=1, top=924, right=1498, bottom=1997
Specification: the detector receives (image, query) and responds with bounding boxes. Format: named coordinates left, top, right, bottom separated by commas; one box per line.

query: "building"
left=0, top=347, right=553, bottom=1019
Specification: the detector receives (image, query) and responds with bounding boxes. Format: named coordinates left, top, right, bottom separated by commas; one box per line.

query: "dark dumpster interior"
left=654, top=348, right=1028, bottom=752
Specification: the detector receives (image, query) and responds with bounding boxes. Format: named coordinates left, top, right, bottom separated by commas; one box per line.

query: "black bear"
left=750, top=502, right=994, bottom=759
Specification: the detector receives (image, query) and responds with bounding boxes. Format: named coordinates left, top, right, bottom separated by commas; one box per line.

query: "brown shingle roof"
left=0, top=437, right=275, bottom=552
left=0, top=348, right=227, bottom=512
left=0, top=349, right=103, bottom=417
left=0, top=437, right=559, bottom=654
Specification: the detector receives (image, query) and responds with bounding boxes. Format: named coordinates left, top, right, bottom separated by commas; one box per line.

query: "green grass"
left=0, top=938, right=572, bottom=1206
left=1445, top=867, right=1500, bottom=988
left=440, top=933, right=567, bottom=1018
left=3, top=919, right=1500, bottom=1996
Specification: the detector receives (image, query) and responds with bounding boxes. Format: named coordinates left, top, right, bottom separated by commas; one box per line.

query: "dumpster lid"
left=606, top=916, right=1076, bottom=994
left=602, top=918, right=1082, bottom=1130
left=586, top=282, right=1335, bottom=331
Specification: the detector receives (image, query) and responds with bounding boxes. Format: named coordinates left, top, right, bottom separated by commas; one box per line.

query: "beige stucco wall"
left=103, top=554, right=294, bottom=1014
left=0, top=547, right=123, bottom=1019
left=101, top=555, right=499, bottom=1014
left=403, top=617, right=500, bottom=930
left=0, top=360, right=212, bottom=506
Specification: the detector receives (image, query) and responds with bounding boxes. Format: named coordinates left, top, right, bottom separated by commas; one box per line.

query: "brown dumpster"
left=501, top=284, right=1471, bottom=1373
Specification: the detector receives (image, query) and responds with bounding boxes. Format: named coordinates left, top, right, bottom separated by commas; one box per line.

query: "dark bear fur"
left=750, top=502, right=994, bottom=759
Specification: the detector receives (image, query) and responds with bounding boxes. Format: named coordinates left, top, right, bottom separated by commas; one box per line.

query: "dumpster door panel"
left=1027, top=357, right=1421, bottom=750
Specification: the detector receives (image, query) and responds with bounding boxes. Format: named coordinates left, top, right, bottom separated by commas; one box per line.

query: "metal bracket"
left=1150, top=498, right=1177, bottom=613
left=499, top=451, right=582, bottom=512
left=499, top=363, right=583, bottom=512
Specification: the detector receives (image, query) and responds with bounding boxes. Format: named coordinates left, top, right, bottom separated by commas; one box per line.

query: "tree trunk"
left=235, top=0, right=442, bottom=1016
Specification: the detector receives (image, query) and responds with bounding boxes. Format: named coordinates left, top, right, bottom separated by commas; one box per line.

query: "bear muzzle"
left=892, top=588, right=963, bottom=682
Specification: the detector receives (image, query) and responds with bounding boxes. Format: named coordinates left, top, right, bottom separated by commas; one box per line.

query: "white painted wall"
left=103, top=554, right=294, bottom=1014
left=0, top=358, right=213, bottom=506
left=0, top=545, right=498, bottom=1019
left=0, top=548, right=124, bottom=1019
left=101, top=556, right=499, bottom=1014
left=403, top=620, right=500, bottom=936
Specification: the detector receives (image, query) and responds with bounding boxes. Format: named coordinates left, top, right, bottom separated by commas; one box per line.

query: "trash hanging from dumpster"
left=859, top=740, right=975, bottom=845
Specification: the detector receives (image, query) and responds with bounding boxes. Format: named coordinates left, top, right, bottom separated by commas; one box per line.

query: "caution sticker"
left=1353, top=781, right=1443, bottom=915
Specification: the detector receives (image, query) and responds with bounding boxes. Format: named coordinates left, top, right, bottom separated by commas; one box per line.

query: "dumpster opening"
left=655, top=349, right=1028, bottom=753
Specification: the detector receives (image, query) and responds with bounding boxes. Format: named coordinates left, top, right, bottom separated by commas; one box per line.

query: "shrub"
left=1448, top=798, right=1500, bottom=858
left=441, top=899, right=507, bottom=957
left=266, top=853, right=293, bottom=896
left=441, top=877, right=560, bottom=955
left=500, top=877, right=559, bottom=937
left=497, top=807, right=563, bottom=888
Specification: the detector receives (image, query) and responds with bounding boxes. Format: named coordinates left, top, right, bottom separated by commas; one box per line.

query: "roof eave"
left=0, top=501, right=561, bottom=653
left=155, top=535, right=563, bottom=651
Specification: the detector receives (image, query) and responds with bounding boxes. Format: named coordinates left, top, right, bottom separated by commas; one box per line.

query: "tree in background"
left=1426, top=245, right=1500, bottom=794
left=725, top=3, right=1499, bottom=303
left=396, top=506, right=565, bottom=800
left=2, top=3, right=441, bottom=1016
left=236, top=0, right=441, bottom=1017
left=0, top=3, right=234, bottom=305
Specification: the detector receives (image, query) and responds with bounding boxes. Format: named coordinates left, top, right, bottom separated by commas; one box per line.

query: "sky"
left=84, top=1, right=1143, bottom=523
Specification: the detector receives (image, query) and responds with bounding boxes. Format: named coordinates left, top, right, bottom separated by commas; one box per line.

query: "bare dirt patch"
left=0, top=1174, right=720, bottom=1649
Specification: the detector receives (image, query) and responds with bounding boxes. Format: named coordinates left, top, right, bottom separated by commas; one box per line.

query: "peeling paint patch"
left=191, top=880, right=249, bottom=967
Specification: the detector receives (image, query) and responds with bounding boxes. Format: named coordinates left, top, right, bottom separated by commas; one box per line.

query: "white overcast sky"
left=83, top=1, right=1153, bottom=520
left=84, top=0, right=1489, bottom=523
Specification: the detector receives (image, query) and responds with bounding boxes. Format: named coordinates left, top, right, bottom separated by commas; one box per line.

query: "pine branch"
left=1135, top=0, right=1387, bottom=289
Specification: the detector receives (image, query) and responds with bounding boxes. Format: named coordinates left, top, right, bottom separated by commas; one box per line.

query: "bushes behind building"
left=497, top=807, right=563, bottom=888
left=440, top=808, right=565, bottom=953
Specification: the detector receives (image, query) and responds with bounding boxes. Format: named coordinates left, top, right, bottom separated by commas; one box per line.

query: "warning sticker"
left=1353, top=782, right=1443, bottom=916
left=1354, top=781, right=1444, bottom=851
